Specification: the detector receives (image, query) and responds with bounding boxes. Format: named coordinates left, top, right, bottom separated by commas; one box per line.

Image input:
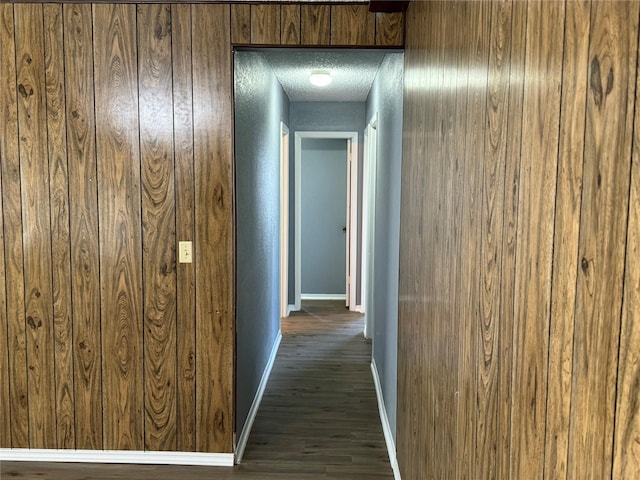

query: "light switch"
left=179, top=241, right=192, bottom=264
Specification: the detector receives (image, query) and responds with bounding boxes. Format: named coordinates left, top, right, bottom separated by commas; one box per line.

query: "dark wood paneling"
left=544, top=1, right=591, bottom=478
left=15, top=3, right=57, bottom=449
left=331, top=5, right=374, bottom=46
left=477, top=1, right=511, bottom=476
left=138, top=3, right=177, bottom=452
left=0, top=3, right=28, bottom=449
left=93, top=3, right=144, bottom=451
left=281, top=4, right=300, bottom=45
left=63, top=2, right=103, bottom=451
left=171, top=3, right=197, bottom=453
left=43, top=2, right=75, bottom=450
left=375, top=12, right=402, bottom=47
left=192, top=4, right=234, bottom=453
left=614, top=38, right=640, bottom=476
left=301, top=4, right=330, bottom=45
left=251, top=4, right=280, bottom=45
left=231, top=4, right=250, bottom=45
left=568, top=2, right=639, bottom=477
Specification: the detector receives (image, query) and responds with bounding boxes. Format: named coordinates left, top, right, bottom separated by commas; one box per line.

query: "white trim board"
left=371, top=360, right=401, bottom=480
left=235, top=331, right=282, bottom=464
left=300, top=294, right=346, bottom=301
left=0, top=449, right=234, bottom=466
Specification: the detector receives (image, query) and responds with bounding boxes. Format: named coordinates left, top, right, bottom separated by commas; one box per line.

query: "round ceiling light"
left=309, top=70, right=333, bottom=87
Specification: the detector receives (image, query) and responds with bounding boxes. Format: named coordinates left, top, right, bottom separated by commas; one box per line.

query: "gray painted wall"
left=365, top=53, right=404, bottom=440
left=301, top=138, right=348, bottom=295
left=234, top=51, right=289, bottom=435
left=289, top=102, right=366, bottom=305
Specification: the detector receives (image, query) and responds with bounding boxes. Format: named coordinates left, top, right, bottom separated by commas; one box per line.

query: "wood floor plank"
left=171, top=3, right=197, bottom=453
left=63, top=2, right=103, bottom=450
left=568, top=2, right=640, bottom=477
left=15, top=2, right=57, bottom=449
left=138, top=3, right=177, bottom=452
left=544, top=1, right=591, bottom=478
left=44, top=3, right=75, bottom=450
left=0, top=104, right=9, bottom=449
left=93, top=3, right=144, bottom=451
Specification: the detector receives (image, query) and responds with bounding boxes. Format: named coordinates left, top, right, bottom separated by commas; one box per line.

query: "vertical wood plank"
left=43, top=2, right=75, bottom=450
left=93, top=3, right=144, bottom=451
left=331, top=5, right=374, bottom=46
left=496, top=0, right=526, bottom=476
left=476, top=1, right=511, bottom=477
left=63, top=2, right=103, bottom=450
left=301, top=4, right=330, bottom=46
left=0, top=111, right=9, bottom=449
left=251, top=4, right=280, bottom=45
left=568, top=2, right=640, bottom=477
left=0, top=2, right=28, bottom=449
left=613, top=31, right=640, bottom=476
left=544, top=1, right=591, bottom=478
left=14, top=3, right=57, bottom=449
left=281, top=5, right=300, bottom=46
left=509, top=1, right=565, bottom=477
left=137, top=3, right=177, bottom=452
left=171, top=3, right=196, bottom=453
left=375, top=12, right=403, bottom=47
left=230, top=4, right=250, bottom=45
left=192, top=4, right=234, bottom=454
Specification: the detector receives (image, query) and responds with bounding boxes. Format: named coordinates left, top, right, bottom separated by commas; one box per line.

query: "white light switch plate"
left=179, top=241, right=192, bottom=263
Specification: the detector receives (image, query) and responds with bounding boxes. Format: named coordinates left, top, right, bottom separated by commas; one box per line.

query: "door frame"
left=280, top=122, right=290, bottom=318
left=293, top=131, right=359, bottom=311
left=362, top=114, right=377, bottom=338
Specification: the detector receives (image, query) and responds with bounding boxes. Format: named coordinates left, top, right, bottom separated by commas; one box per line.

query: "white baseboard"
left=354, top=304, right=364, bottom=313
left=235, top=331, right=282, bottom=464
left=300, top=293, right=346, bottom=300
left=371, top=360, right=401, bottom=480
left=286, top=304, right=295, bottom=316
left=0, top=448, right=234, bottom=466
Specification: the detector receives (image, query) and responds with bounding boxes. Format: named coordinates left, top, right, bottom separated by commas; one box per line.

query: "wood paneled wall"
left=231, top=3, right=403, bottom=47
left=1, top=2, right=404, bottom=454
left=398, top=0, right=640, bottom=478
left=0, top=3, right=233, bottom=452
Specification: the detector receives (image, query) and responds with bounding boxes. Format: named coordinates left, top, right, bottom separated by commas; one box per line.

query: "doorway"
left=293, top=131, right=359, bottom=312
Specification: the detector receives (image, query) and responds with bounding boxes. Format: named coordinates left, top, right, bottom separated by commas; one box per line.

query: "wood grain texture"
left=0, top=2, right=28, bottom=449
left=301, top=4, right=329, bottom=45
left=281, top=4, right=300, bottom=45
left=477, top=1, right=511, bottom=477
left=251, top=4, right=280, bottom=45
left=568, top=2, right=639, bottom=477
left=43, top=2, right=75, bottom=450
left=544, top=1, right=591, bottom=478
left=231, top=3, right=250, bottom=45
left=93, top=3, right=144, bottom=451
left=0, top=108, right=9, bottom=449
left=613, top=35, right=640, bottom=476
left=331, top=5, right=374, bottom=46
left=171, top=3, right=197, bottom=453
left=192, top=4, right=234, bottom=454
left=375, top=12, right=403, bottom=47
left=63, top=2, right=103, bottom=451
left=509, top=1, right=564, bottom=477
left=15, top=3, right=57, bottom=449
left=496, top=1, right=526, bottom=477
left=137, top=3, right=178, bottom=452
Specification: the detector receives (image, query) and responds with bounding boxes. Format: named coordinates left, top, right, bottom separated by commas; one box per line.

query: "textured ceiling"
left=259, top=49, right=390, bottom=102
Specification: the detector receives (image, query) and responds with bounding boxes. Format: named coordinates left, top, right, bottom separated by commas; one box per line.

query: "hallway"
left=0, top=302, right=393, bottom=480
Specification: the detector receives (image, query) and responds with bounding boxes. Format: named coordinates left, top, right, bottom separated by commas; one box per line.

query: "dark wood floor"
left=0, top=301, right=393, bottom=479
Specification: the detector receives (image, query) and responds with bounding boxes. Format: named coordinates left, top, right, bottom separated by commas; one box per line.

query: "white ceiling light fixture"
left=309, top=70, right=333, bottom=87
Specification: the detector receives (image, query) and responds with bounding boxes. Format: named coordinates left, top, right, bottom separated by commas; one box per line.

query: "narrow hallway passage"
left=239, top=300, right=393, bottom=479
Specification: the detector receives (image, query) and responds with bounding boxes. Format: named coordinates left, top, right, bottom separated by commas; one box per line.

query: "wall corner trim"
left=235, top=330, right=283, bottom=464
left=371, top=360, right=401, bottom=480
left=0, top=449, right=234, bottom=467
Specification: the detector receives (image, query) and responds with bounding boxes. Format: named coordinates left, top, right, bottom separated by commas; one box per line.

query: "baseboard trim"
left=235, top=331, right=282, bottom=464
left=0, top=448, right=234, bottom=466
left=354, top=304, right=364, bottom=313
left=371, top=360, right=401, bottom=480
left=300, top=294, right=346, bottom=300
